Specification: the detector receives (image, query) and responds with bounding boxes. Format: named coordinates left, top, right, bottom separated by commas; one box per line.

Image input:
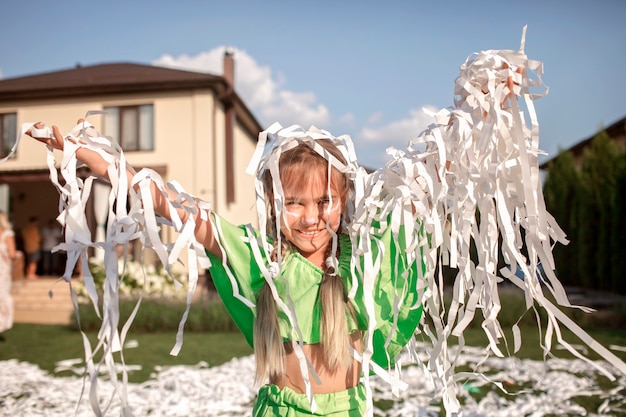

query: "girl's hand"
left=500, top=63, right=524, bottom=107
left=27, top=119, right=109, bottom=179
left=26, top=122, right=65, bottom=151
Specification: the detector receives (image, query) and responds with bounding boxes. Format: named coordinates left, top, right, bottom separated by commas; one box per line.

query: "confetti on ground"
left=1, top=344, right=625, bottom=416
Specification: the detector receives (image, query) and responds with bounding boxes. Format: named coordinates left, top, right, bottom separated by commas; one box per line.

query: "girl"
left=27, top=122, right=424, bottom=416
left=25, top=31, right=626, bottom=416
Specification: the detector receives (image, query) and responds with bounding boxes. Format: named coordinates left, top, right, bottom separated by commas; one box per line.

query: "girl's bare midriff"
left=271, top=333, right=363, bottom=394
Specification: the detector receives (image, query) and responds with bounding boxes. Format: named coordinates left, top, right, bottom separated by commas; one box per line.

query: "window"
left=0, top=113, right=17, bottom=159
left=103, top=105, right=154, bottom=151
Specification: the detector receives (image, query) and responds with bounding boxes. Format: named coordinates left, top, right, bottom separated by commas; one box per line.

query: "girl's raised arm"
left=26, top=121, right=222, bottom=258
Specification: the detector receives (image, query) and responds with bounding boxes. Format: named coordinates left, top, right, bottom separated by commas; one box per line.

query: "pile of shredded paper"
left=8, top=26, right=626, bottom=416
left=1, top=343, right=625, bottom=416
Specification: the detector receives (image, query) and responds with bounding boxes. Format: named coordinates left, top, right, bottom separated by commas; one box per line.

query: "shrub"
left=69, top=296, right=239, bottom=333
left=73, top=257, right=187, bottom=303
left=68, top=256, right=239, bottom=333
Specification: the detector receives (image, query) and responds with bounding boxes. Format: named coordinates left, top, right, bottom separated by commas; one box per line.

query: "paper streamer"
left=12, top=115, right=212, bottom=416
left=5, top=25, right=625, bottom=417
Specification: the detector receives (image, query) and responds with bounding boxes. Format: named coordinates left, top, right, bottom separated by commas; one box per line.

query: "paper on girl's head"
left=246, top=123, right=360, bottom=178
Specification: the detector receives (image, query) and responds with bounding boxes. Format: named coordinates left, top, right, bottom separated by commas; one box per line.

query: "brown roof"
left=0, top=63, right=227, bottom=99
left=540, top=115, right=626, bottom=169
left=564, top=115, right=625, bottom=157
left=0, top=62, right=262, bottom=136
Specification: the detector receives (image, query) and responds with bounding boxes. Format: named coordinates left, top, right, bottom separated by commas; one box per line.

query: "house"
left=0, top=51, right=262, bottom=274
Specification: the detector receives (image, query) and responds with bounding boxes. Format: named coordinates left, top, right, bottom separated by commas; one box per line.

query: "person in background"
left=21, top=216, right=41, bottom=279
left=40, top=218, right=62, bottom=276
left=0, top=211, right=17, bottom=340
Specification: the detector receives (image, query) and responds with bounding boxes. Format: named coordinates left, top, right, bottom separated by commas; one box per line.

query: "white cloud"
left=153, top=46, right=329, bottom=128
left=353, top=106, right=439, bottom=168
left=153, top=49, right=223, bottom=74
left=263, top=90, right=330, bottom=128
left=152, top=47, right=440, bottom=169
left=359, top=106, right=438, bottom=146
left=366, top=111, right=384, bottom=125
left=336, top=113, right=357, bottom=128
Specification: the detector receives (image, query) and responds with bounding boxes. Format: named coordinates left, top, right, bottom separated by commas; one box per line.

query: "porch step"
left=11, top=275, right=210, bottom=326
left=11, top=278, right=74, bottom=325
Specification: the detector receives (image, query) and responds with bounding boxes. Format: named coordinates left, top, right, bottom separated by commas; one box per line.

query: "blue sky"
left=1, top=0, right=625, bottom=168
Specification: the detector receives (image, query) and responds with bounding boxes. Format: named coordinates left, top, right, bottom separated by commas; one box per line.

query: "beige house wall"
left=0, top=88, right=259, bottom=272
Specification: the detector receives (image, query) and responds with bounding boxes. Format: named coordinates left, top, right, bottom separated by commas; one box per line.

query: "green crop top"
left=206, top=214, right=424, bottom=368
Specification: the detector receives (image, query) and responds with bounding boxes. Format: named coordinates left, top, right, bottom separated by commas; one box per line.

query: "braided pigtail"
left=253, top=244, right=288, bottom=386
left=253, top=283, right=285, bottom=386
left=319, top=244, right=353, bottom=370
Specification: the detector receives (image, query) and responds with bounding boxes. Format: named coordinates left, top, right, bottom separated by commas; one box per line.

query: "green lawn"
left=0, top=323, right=253, bottom=382
left=2, top=323, right=626, bottom=416
left=450, top=325, right=626, bottom=362
left=2, top=322, right=625, bottom=384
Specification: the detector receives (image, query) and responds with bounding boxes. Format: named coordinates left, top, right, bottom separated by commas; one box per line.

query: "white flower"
left=72, top=257, right=188, bottom=302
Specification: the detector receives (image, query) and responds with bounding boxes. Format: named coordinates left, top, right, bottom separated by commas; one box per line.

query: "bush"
left=74, top=257, right=187, bottom=303
left=67, top=256, right=243, bottom=334
left=69, top=296, right=240, bottom=333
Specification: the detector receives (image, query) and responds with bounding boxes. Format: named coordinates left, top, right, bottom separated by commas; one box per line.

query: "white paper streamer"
left=6, top=25, right=625, bottom=417
left=12, top=115, right=213, bottom=416
left=350, top=25, right=626, bottom=415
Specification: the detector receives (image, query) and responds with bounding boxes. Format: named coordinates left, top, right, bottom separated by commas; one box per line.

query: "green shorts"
left=252, top=383, right=366, bottom=416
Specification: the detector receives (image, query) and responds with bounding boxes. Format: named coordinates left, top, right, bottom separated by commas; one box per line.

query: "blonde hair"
left=253, top=140, right=354, bottom=385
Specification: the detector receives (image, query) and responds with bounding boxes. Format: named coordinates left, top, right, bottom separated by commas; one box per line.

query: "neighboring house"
left=0, top=51, right=262, bottom=269
left=540, top=115, right=626, bottom=170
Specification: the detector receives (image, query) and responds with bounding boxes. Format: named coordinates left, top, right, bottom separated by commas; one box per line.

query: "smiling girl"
left=27, top=122, right=423, bottom=416
left=23, top=32, right=622, bottom=417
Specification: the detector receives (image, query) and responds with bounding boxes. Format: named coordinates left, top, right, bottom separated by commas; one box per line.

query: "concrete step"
left=10, top=275, right=208, bottom=325
left=13, top=309, right=75, bottom=325
left=11, top=277, right=74, bottom=325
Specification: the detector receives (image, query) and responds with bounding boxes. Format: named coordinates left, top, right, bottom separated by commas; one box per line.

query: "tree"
left=579, top=132, right=622, bottom=292
left=543, top=128, right=626, bottom=294
left=544, top=150, right=580, bottom=286
left=611, top=153, right=626, bottom=294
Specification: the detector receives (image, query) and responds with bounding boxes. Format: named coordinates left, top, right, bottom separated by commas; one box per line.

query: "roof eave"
left=0, top=79, right=228, bottom=102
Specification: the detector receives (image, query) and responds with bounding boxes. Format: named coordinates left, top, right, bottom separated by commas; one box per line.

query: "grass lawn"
left=455, top=325, right=626, bottom=362
left=2, top=323, right=625, bottom=384
left=0, top=323, right=253, bottom=383
left=2, top=323, right=626, bottom=416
